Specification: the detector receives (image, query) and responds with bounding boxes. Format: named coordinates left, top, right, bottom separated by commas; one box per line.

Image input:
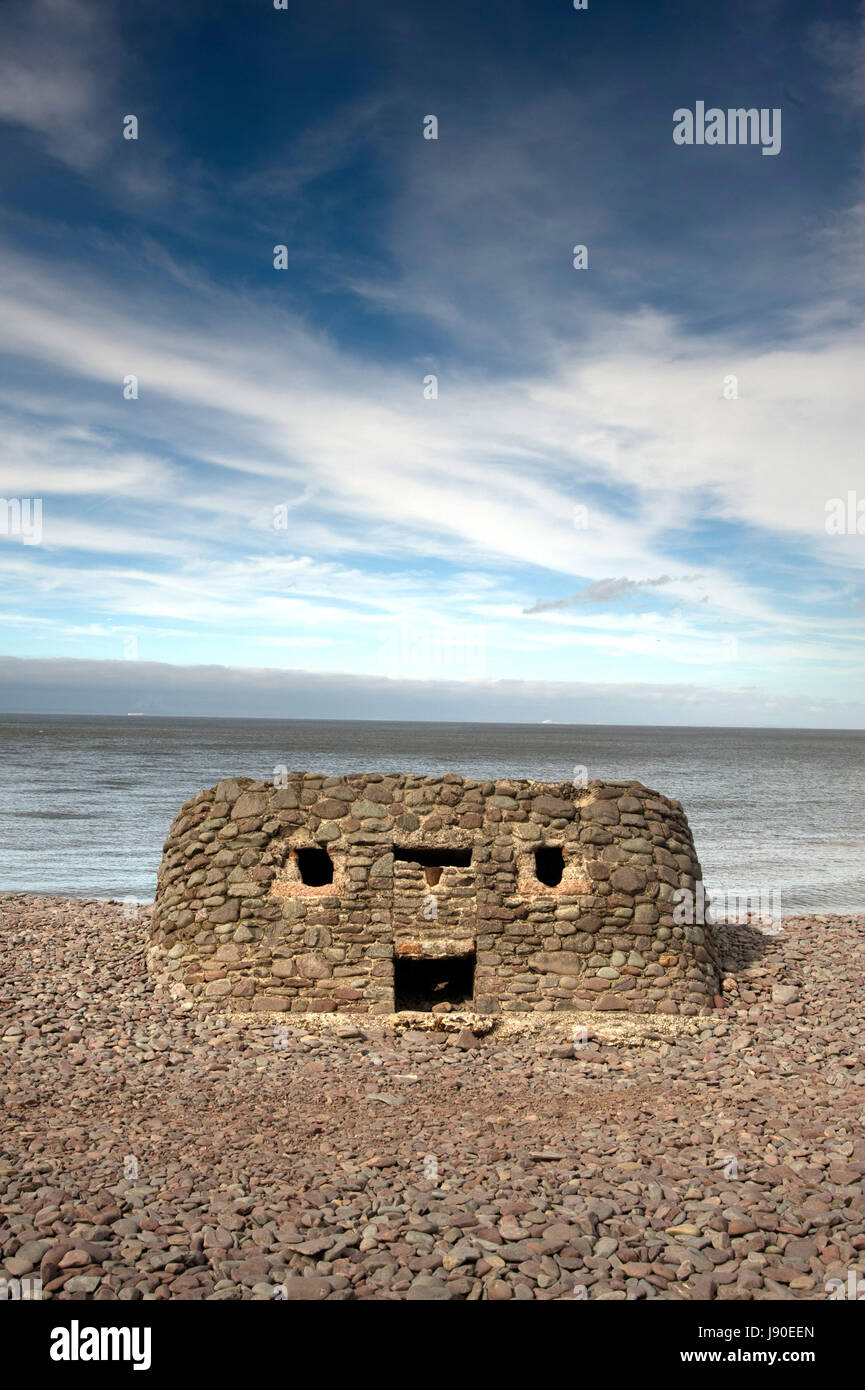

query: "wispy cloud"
left=0, top=0, right=115, bottom=169
left=0, top=0, right=864, bottom=723
left=524, top=575, right=692, bottom=614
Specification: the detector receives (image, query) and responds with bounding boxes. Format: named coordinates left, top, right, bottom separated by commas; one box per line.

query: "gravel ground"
left=1, top=893, right=863, bottom=1301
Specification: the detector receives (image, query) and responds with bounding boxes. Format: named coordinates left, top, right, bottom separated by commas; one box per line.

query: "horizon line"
left=1, top=711, right=863, bottom=734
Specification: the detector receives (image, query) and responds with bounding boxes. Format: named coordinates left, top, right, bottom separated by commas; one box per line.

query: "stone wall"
left=149, top=773, right=722, bottom=1017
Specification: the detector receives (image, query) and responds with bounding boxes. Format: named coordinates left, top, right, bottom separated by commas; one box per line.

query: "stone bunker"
left=149, top=773, right=721, bottom=1017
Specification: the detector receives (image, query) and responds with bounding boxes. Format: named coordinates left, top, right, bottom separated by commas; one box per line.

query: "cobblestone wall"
left=149, top=773, right=722, bottom=1016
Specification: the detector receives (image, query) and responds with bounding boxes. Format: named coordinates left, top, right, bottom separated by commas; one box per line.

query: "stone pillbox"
left=149, top=774, right=721, bottom=1017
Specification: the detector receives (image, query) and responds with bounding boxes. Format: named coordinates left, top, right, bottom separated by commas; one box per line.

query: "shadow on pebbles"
left=1, top=893, right=863, bottom=1301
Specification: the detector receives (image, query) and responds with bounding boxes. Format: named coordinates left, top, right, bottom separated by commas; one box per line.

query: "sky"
left=0, top=0, right=864, bottom=725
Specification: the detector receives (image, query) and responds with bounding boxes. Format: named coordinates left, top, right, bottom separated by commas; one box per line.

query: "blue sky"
left=0, top=0, right=864, bottom=724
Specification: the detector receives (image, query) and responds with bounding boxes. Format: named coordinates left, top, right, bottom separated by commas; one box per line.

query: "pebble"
left=1, top=895, right=863, bottom=1301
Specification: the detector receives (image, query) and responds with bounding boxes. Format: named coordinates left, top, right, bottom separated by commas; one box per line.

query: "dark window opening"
left=394, top=847, right=472, bottom=888
left=296, top=847, right=334, bottom=886
left=534, top=846, right=564, bottom=887
left=393, top=847, right=472, bottom=867
left=394, top=953, right=475, bottom=1011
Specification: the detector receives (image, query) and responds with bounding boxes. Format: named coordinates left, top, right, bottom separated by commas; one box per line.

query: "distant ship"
left=127, top=712, right=145, bottom=717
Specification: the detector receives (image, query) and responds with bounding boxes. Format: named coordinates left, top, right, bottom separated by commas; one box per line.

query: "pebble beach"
left=1, top=893, right=863, bottom=1301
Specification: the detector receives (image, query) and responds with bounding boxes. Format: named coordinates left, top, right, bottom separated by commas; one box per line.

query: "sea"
left=0, top=716, right=862, bottom=915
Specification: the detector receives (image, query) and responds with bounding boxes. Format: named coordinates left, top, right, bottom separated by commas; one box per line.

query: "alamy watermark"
left=825, top=1270, right=865, bottom=1300
left=0, top=497, right=42, bottom=545
left=0, top=1275, right=42, bottom=1300
left=673, top=103, right=781, bottom=157
left=825, top=492, right=865, bottom=535
left=50, top=1321, right=151, bottom=1370
left=674, top=883, right=781, bottom=932
left=379, top=621, right=487, bottom=679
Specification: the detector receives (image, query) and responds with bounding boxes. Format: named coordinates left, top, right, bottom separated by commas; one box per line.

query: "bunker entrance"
left=394, top=952, right=476, bottom=1012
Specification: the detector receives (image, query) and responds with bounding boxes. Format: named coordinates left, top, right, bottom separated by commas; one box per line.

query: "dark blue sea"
left=0, top=716, right=862, bottom=914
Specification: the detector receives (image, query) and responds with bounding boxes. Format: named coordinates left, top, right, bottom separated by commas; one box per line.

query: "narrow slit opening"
left=393, top=847, right=472, bottom=867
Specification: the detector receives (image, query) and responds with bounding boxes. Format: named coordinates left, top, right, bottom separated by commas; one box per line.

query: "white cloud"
left=0, top=0, right=114, bottom=169
left=0, top=654, right=861, bottom=728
